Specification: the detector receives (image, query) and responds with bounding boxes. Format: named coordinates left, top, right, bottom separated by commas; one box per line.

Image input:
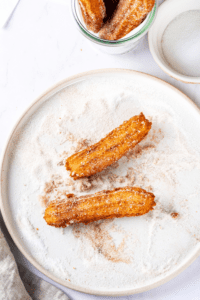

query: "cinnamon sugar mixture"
left=73, top=220, right=131, bottom=264
left=8, top=76, right=200, bottom=291
left=38, top=127, right=163, bottom=208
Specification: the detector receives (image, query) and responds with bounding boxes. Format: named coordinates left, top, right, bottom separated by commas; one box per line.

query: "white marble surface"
left=0, top=0, right=200, bottom=299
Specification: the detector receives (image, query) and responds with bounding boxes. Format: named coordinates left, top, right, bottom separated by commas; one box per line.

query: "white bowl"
left=148, top=0, right=200, bottom=84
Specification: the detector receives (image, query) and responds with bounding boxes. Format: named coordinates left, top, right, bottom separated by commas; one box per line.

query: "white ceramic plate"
left=1, top=69, right=200, bottom=296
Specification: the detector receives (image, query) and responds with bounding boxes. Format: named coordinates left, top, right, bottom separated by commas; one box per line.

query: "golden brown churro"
left=65, top=113, right=152, bottom=180
left=44, top=187, right=156, bottom=228
left=78, top=0, right=106, bottom=33
left=99, top=0, right=155, bottom=40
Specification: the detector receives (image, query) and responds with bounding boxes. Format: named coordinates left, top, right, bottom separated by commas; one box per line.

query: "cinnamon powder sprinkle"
left=171, top=212, right=179, bottom=219
left=73, top=221, right=131, bottom=263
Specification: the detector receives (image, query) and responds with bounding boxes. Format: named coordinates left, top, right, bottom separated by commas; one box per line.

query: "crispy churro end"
left=99, top=0, right=155, bottom=40
left=78, top=0, right=106, bottom=33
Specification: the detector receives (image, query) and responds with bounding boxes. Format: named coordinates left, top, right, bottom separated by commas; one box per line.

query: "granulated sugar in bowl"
left=149, top=0, right=200, bottom=83
left=162, top=10, right=200, bottom=77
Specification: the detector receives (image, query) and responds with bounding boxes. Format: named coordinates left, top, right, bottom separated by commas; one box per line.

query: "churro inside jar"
left=78, top=0, right=155, bottom=40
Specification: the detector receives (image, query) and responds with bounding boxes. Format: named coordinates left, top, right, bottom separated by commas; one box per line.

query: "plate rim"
left=1, top=68, right=200, bottom=296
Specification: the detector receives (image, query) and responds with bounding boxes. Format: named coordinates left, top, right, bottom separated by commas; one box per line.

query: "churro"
left=65, top=113, right=152, bottom=180
left=78, top=0, right=106, bottom=33
left=99, top=0, right=155, bottom=40
left=44, top=187, right=156, bottom=228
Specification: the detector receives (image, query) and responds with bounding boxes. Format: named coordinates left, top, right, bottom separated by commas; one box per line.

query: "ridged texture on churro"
left=65, top=113, right=152, bottom=180
left=44, top=187, right=156, bottom=227
left=78, top=0, right=106, bottom=33
left=99, top=0, right=155, bottom=40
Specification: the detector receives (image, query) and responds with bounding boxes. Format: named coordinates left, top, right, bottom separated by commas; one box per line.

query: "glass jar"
left=71, top=0, right=158, bottom=55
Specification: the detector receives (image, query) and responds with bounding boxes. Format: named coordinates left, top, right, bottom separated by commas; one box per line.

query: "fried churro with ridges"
left=78, top=0, right=106, bottom=33
left=99, top=0, right=155, bottom=40
left=44, top=187, right=156, bottom=228
left=65, top=113, right=152, bottom=180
